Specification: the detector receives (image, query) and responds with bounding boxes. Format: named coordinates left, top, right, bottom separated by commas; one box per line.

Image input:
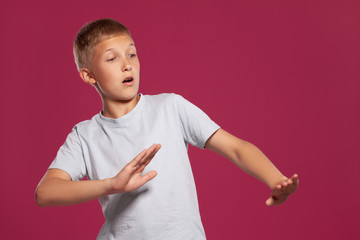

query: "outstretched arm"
left=205, top=129, right=298, bottom=206
left=35, top=144, right=161, bottom=207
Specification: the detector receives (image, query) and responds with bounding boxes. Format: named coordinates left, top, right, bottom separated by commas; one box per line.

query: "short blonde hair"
left=73, top=18, right=131, bottom=71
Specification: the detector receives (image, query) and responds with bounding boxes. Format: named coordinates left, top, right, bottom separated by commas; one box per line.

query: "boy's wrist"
left=102, top=178, right=117, bottom=196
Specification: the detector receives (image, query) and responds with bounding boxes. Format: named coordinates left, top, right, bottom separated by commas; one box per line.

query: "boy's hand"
left=110, top=144, right=161, bottom=194
left=265, top=174, right=299, bottom=206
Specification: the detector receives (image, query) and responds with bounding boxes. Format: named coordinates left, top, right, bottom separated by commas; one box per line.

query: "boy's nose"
left=122, top=61, right=132, bottom=72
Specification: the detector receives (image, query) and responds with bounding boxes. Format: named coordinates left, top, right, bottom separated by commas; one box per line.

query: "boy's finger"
left=139, top=144, right=161, bottom=166
left=130, top=149, right=148, bottom=167
left=137, top=147, right=160, bottom=172
left=139, top=151, right=158, bottom=169
left=145, top=144, right=161, bottom=162
left=146, top=144, right=160, bottom=157
left=131, top=144, right=157, bottom=167
left=291, top=174, right=299, bottom=185
left=139, top=170, right=158, bottom=185
left=139, top=145, right=156, bottom=163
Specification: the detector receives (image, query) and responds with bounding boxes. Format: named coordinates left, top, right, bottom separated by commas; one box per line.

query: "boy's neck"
left=101, top=94, right=140, bottom=119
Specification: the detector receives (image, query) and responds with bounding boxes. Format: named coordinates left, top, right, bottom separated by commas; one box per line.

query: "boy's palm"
left=266, top=174, right=299, bottom=206
left=111, top=144, right=161, bottom=193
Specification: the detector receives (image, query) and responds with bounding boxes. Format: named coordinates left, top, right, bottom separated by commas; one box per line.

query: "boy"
left=35, top=18, right=298, bottom=239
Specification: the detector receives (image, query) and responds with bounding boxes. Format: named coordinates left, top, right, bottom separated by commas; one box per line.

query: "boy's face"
left=88, top=34, right=140, bottom=103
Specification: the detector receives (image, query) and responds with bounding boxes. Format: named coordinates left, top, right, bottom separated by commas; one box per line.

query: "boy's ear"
left=80, top=68, right=96, bottom=85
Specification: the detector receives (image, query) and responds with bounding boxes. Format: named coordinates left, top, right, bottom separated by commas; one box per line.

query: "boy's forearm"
left=231, top=141, right=286, bottom=189
left=35, top=177, right=113, bottom=207
left=206, top=129, right=287, bottom=189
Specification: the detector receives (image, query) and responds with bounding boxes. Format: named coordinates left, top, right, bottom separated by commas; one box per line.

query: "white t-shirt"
left=49, top=93, right=220, bottom=240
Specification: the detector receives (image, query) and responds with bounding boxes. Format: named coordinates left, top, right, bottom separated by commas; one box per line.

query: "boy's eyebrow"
left=104, top=43, right=135, bottom=53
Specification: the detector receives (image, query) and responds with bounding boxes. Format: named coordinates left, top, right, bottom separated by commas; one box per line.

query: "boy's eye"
left=107, top=57, right=116, bottom=62
left=129, top=54, right=137, bottom=58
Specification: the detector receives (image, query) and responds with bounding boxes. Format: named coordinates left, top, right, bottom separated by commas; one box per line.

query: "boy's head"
left=74, top=18, right=140, bottom=106
left=73, top=18, right=131, bottom=72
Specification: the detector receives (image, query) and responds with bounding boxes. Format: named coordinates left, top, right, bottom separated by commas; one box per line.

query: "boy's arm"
left=35, top=144, right=160, bottom=207
left=205, top=129, right=298, bottom=206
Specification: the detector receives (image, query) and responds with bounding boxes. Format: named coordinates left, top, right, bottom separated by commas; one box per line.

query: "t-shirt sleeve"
left=174, top=94, right=220, bottom=149
left=48, top=127, right=86, bottom=181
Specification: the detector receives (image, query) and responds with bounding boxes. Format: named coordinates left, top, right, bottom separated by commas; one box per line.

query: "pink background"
left=1, top=0, right=359, bottom=239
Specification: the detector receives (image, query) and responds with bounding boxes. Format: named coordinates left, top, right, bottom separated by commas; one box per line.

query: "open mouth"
left=123, top=77, right=134, bottom=83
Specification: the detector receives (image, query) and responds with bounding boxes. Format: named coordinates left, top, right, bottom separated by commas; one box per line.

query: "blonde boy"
left=36, top=18, right=298, bottom=239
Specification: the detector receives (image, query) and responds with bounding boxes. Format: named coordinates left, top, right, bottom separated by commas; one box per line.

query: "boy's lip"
left=122, top=76, right=135, bottom=87
left=122, top=76, right=135, bottom=86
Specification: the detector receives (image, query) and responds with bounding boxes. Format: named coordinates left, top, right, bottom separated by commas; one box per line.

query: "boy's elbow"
left=35, top=185, right=50, bottom=207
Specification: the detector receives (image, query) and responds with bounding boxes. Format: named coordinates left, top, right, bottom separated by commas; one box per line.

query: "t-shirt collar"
left=97, top=93, right=145, bottom=127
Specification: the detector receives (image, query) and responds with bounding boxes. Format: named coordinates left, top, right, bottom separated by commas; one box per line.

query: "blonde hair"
left=73, top=18, right=131, bottom=71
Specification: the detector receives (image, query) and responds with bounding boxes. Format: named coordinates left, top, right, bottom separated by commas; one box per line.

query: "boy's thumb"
left=265, top=197, right=274, bottom=206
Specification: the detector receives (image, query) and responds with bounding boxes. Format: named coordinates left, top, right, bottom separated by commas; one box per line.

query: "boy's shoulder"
left=72, top=115, right=98, bottom=132
left=145, top=92, right=186, bottom=106
left=145, top=92, right=180, bottom=101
